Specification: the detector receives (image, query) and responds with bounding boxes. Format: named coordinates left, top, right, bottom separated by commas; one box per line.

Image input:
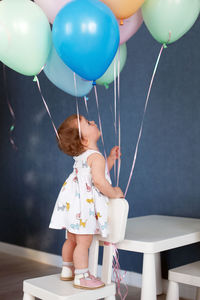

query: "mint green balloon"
left=0, top=0, right=52, bottom=76
left=96, top=43, right=127, bottom=88
left=142, top=0, right=199, bottom=44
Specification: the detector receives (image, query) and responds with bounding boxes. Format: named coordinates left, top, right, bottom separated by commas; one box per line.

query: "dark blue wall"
left=1, top=18, right=200, bottom=276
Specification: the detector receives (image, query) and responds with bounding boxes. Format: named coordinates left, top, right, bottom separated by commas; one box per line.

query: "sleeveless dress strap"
left=83, top=149, right=103, bottom=161
left=73, top=150, right=104, bottom=168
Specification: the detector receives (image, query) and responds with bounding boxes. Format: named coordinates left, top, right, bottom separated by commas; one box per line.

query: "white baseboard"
left=0, top=241, right=62, bottom=266
left=0, top=241, right=197, bottom=299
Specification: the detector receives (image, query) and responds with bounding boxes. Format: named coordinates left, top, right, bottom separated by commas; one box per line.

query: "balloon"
left=100, top=0, right=145, bottom=20
left=118, top=9, right=143, bottom=45
left=142, top=0, right=200, bottom=44
left=44, top=46, right=93, bottom=97
left=53, top=0, right=119, bottom=81
left=0, top=0, right=51, bottom=76
left=34, top=0, right=70, bottom=24
left=96, top=43, right=127, bottom=88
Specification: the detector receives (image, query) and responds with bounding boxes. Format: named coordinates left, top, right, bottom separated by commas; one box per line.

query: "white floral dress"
left=49, top=149, right=111, bottom=238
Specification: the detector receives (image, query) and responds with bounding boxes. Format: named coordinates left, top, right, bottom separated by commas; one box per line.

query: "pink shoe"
left=60, top=265, right=75, bottom=281
left=73, top=272, right=105, bottom=289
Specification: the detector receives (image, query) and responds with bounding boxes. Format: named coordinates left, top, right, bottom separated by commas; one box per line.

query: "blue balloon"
left=44, top=46, right=93, bottom=97
left=52, top=0, right=119, bottom=81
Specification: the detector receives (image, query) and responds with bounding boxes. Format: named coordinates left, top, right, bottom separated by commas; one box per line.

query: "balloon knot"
left=33, top=75, right=37, bottom=82
left=104, top=83, right=109, bottom=89
left=163, top=43, right=167, bottom=49
left=92, top=80, right=96, bottom=86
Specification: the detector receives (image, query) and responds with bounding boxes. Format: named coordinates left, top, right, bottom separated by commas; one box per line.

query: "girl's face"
left=80, top=116, right=101, bottom=143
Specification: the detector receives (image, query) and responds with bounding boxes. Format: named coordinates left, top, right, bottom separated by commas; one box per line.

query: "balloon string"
left=104, top=242, right=128, bottom=300
left=33, top=75, right=59, bottom=140
left=2, top=64, right=18, bottom=150
left=84, top=96, right=89, bottom=117
left=73, top=73, right=81, bottom=140
left=114, top=58, right=117, bottom=135
left=109, top=97, right=118, bottom=182
left=124, top=43, right=166, bottom=197
left=76, top=99, right=81, bottom=139
left=113, top=57, right=117, bottom=184
left=117, top=46, right=121, bottom=187
left=93, top=84, right=110, bottom=175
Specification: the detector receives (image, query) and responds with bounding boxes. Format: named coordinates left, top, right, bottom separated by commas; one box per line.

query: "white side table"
left=101, top=215, right=200, bottom=300
left=166, top=261, right=200, bottom=300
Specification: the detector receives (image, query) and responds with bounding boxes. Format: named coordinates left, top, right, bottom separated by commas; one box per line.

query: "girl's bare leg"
left=73, top=234, right=93, bottom=269
left=62, top=231, right=76, bottom=262
left=73, top=235, right=105, bottom=288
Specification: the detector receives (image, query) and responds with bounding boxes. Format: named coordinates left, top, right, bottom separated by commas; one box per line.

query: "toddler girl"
left=49, top=114, right=124, bottom=289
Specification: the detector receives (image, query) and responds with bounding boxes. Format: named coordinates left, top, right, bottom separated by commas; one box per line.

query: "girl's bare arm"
left=88, top=153, right=123, bottom=198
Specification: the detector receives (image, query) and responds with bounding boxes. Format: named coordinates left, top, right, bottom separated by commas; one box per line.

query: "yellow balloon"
left=101, top=0, right=145, bottom=19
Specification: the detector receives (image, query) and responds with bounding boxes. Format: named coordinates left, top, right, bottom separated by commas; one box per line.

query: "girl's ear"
left=81, top=137, right=89, bottom=147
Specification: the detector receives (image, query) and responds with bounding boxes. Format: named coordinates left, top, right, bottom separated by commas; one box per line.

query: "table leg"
left=101, top=244, right=114, bottom=284
left=196, top=287, right=200, bottom=300
left=155, top=253, right=163, bottom=295
left=141, top=253, right=156, bottom=300
left=101, top=244, right=116, bottom=300
left=23, top=293, right=35, bottom=300
left=166, top=281, right=179, bottom=300
left=89, top=236, right=99, bottom=277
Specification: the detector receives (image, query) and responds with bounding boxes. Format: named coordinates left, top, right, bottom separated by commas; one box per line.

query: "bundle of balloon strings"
left=104, top=241, right=128, bottom=300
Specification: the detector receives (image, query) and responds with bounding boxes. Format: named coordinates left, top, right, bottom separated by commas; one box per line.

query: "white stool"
left=166, top=261, right=200, bottom=300
left=23, top=198, right=129, bottom=300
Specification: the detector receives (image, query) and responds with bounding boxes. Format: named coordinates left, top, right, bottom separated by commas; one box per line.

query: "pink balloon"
left=34, top=0, right=71, bottom=24
left=118, top=9, right=143, bottom=45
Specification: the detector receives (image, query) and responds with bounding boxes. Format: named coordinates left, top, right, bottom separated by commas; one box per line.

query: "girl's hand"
left=109, top=146, right=121, bottom=161
left=113, top=187, right=124, bottom=198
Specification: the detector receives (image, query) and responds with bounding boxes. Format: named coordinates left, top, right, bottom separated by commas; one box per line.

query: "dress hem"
left=49, top=224, right=108, bottom=238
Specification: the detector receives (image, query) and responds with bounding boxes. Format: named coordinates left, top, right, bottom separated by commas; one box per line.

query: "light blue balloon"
left=52, top=0, right=119, bottom=81
left=43, top=46, right=93, bottom=97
